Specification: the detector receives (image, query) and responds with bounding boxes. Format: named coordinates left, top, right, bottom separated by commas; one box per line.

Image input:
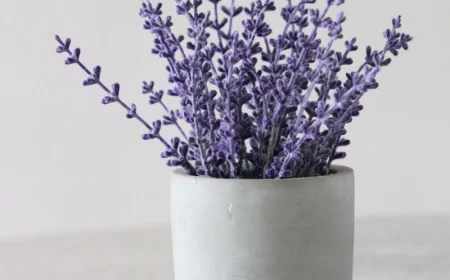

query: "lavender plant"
left=54, top=0, right=412, bottom=179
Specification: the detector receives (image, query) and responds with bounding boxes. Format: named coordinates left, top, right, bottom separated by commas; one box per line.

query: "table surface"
left=0, top=216, right=449, bottom=280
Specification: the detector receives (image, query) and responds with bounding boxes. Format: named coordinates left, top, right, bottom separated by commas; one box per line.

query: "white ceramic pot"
left=170, top=165, right=355, bottom=280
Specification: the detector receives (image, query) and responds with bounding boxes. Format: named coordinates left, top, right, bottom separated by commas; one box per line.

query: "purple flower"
left=54, top=1, right=412, bottom=179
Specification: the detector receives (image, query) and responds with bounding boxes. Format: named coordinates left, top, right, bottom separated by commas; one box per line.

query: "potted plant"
left=54, top=0, right=412, bottom=279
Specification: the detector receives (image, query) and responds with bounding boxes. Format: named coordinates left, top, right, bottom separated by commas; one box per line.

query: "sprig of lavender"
left=142, top=81, right=188, bottom=140
left=54, top=0, right=412, bottom=179
left=55, top=35, right=195, bottom=175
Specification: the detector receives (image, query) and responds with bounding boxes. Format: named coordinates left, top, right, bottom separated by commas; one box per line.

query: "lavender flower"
left=54, top=0, right=412, bottom=179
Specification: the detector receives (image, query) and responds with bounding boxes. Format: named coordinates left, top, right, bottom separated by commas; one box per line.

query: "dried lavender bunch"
left=54, top=0, right=412, bottom=179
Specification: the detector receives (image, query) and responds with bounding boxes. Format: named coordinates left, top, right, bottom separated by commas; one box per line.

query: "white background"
left=0, top=0, right=449, bottom=239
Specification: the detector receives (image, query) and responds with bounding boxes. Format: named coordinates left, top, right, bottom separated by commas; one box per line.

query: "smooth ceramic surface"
left=170, top=166, right=355, bottom=280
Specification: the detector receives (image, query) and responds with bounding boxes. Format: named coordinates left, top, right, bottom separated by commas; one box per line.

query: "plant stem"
left=159, top=100, right=188, bottom=140
left=65, top=50, right=195, bottom=174
left=213, top=2, right=225, bottom=52
left=227, top=0, right=236, bottom=40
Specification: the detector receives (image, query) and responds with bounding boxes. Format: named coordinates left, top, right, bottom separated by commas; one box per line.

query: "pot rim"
left=172, top=165, right=353, bottom=181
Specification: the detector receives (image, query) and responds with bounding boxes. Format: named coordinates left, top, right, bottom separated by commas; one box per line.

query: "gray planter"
left=170, top=165, right=355, bottom=280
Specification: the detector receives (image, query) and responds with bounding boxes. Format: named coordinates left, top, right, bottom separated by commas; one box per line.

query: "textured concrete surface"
left=171, top=167, right=354, bottom=280
left=0, top=216, right=448, bottom=280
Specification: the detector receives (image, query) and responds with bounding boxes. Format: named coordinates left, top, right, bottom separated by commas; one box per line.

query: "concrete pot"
left=170, top=165, right=355, bottom=280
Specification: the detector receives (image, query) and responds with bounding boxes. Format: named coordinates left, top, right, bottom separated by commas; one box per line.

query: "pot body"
left=170, top=166, right=354, bottom=280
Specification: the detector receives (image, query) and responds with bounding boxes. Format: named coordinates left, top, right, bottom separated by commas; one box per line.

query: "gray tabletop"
left=0, top=216, right=449, bottom=280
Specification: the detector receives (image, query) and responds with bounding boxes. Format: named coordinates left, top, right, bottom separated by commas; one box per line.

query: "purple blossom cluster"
left=55, top=0, right=412, bottom=179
